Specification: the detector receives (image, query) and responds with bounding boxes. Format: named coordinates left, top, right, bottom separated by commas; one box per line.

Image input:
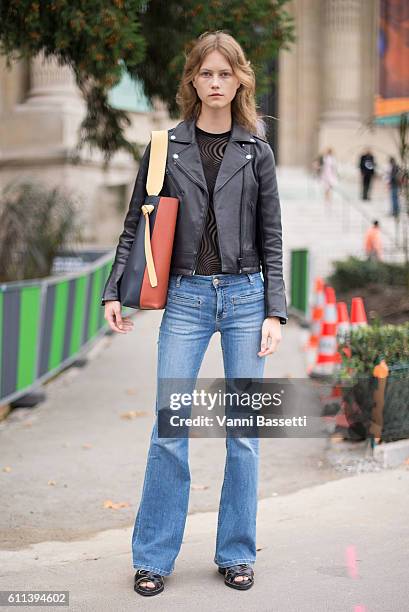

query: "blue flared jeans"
left=131, top=272, right=266, bottom=575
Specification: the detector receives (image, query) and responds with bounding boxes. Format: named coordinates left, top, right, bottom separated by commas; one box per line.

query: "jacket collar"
left=171, top=117, right=255, bottom=144
left=170, top=117, right=255, bottom=195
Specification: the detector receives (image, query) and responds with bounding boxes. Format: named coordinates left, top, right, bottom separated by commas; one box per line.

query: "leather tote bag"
left=119, top=130, right=179, bottom=309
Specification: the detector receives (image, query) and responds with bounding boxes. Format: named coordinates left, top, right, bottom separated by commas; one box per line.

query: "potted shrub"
left=0, top=178, right=83, bottom=282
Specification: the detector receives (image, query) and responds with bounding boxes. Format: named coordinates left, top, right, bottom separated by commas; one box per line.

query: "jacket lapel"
left=171, top=118, right=254, bottom=197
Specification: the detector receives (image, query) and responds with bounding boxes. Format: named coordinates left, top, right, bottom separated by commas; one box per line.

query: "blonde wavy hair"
left=176, top=31, right=267, bottom=138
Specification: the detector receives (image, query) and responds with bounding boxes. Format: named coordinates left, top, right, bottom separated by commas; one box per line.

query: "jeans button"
left=213, top=278, right=219, bottom=286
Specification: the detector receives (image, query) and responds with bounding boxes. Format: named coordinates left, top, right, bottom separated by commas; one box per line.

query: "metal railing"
left=0, top=251, right=115, bottom=406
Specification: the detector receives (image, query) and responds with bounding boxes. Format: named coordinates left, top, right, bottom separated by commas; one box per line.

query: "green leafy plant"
left=327, top=256, right=407, bottom=293
left=337, top=322, right=409, bottom=379
left=333, top=324, right=409, bottom=443
left=0, top=178, right=84, bottom=282
left=0, top=0, right=295, bottom=163
left=398, top=113, right=409, bottom=289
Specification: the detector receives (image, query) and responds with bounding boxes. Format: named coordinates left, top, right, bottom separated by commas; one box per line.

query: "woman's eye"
left=201, top=72, right=230, bottom=77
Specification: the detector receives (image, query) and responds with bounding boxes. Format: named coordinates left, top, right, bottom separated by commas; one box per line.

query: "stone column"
left=321, top=0, right=362, bottom=123
left=25, top=50, right=84, bottom=110
left=1, top=51, right=85, bottom=152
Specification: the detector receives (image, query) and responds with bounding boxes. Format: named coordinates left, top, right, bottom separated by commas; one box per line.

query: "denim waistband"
left=169, top=272, right=262, bottom=287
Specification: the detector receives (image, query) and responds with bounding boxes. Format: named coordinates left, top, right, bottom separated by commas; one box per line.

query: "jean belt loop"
left=247, top=273, right=254, bottom=285
left=176, top=274, right=182, bottom=287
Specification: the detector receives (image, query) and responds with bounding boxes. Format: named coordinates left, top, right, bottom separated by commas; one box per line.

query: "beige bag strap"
left=146, top=130, right=168, bottom=195
left=142, top=130, right=169, bottom=287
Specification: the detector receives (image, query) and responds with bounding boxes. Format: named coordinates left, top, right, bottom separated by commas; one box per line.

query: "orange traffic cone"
left=310, top=277, right=325, bottom=344
left=337, top=302, right=350, bottom=341
left=304, top=278, right=325, bottom=347
left=312, top=286, right=338, bottom=376
left=334, top=301, right=350, bottom=364
left=350, top=297, right=367, bottom=329
left=305, top=278, right=325, bottom=374
left=314, top=277, right=325, bottom=318
left=306, top=334, right=318, bottom=374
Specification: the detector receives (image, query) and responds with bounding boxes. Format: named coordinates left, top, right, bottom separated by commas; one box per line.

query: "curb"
left=326, top=436, right=409, bottom=471
left=374, top=438, right=409, bottom=468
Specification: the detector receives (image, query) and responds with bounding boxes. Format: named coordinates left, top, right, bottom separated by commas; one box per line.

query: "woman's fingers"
left=258, top=321, right=281, bottom=357
left=258, top=340, right=279, bottom=357
left=107, top=312, right=125, bottom=333
left=104, top=301, right=134, bottom=334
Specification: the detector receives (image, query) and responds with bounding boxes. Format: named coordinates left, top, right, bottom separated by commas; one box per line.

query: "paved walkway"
left=1, top=464, right=407, bottom=611
left=1, top=311, right=408, bottom=610
left=1, top=172, right=407, bottom=610
left=0, top=312, right=340, bottom=551
left=277, top=169, right=404, bottom=289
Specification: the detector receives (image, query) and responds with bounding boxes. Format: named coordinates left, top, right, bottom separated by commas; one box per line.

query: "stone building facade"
left=278, top=0, right=396, bottom=174
left=0, top=52, right=173, bottom=245
left=0, top=1, right=399, bottom=244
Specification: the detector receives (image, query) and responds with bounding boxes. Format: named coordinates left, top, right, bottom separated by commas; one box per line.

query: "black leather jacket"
left=101, top=117, right=288, bottom=324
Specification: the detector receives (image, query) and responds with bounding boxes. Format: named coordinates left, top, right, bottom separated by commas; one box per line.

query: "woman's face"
left=192, top=49, right=241, bottom=112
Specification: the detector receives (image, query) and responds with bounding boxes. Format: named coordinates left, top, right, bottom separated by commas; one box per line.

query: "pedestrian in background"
left=312, top=153, right=323, bottom=178
left=321, top=147, right=338, bottom=203
left=364, top=220, right=383, bottom=261
left=359, top=148, right=376, bottom=201
left=310, top=153, right=323, bottom=198
left=387, top=156, right=401, bottom=218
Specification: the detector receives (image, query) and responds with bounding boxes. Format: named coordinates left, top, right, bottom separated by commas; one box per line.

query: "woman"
left=101, top=30, right=287, bottom=597
left=388, top=156, right=401, bottom=218
left=321, top=147, right=338, bottom=203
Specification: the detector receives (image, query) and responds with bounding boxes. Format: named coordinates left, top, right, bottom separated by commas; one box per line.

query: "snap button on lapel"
left=173, top=153, right=179, bottom=159
left=170, top=135, right=176, bottom=140
left=246, top=154, right=252, bottom=159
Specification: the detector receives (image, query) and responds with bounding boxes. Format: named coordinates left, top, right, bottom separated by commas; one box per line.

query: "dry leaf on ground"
left=103, top=499, right=130, bottom=510
left=120, top=410, right=147, bottom=419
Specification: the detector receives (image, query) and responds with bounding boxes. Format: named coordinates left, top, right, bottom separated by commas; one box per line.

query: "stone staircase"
left=276, top=167, right=406, bottom=289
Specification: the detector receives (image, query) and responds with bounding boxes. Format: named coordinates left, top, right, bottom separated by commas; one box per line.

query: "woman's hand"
left=104, top=300, right=134, bottom=334
left=258, top=316, right=282, bottom=357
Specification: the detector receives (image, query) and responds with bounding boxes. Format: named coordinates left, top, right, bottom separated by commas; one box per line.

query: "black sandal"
left=134, top=569, right=164, bottom=596
left=218, top=563, right=254, bottom=590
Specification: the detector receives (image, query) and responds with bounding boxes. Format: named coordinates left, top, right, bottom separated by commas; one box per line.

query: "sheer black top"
left=194, top=125, right=231, bottom=275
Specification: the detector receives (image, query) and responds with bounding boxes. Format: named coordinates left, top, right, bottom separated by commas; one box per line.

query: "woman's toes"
left=234, top=576, right=248, bottom=582
left=141, top=581, right=155, bottom=589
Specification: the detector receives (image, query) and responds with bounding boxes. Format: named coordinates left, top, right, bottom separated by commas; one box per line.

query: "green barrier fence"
left=290, top=248, right=309, bottom=317
left=1, top=248, right=310, bottom=405
left=0, top=251, right=117, bottom=407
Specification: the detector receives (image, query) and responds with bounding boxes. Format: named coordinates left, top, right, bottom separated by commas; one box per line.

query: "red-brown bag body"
left=119, top=194, right=179, bottom=309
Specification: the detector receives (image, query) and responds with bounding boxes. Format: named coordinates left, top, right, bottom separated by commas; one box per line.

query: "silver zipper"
left=239, top=180, right=244, bottom=273
left=238, top=153, right=255, bottom=273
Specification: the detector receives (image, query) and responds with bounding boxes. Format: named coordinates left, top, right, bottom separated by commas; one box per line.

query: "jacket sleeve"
left=101, top=141, right=151, bottom=306
left=257, top=142, right=288, bottom=325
